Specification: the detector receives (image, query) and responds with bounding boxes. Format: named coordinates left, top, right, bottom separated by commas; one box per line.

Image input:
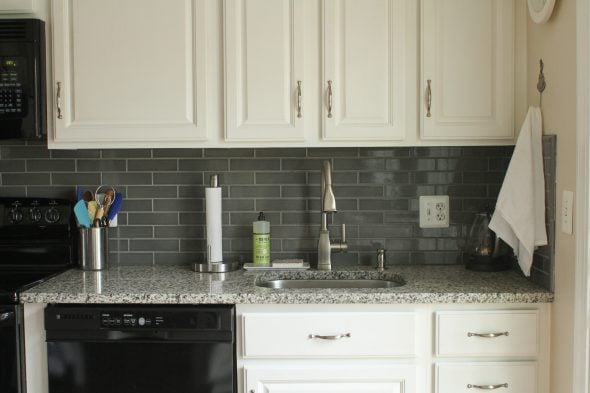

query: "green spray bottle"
left=253, top=212, right=270, bottom=265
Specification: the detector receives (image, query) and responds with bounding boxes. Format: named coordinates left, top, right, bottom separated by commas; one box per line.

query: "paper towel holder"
left=193, top=174, right=240, bottom=273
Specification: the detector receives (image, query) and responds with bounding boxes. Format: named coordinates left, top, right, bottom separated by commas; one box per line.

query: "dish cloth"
left=488, top=106, right=547, bottom=276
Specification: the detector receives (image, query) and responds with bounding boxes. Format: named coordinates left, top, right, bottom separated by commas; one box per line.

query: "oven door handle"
left=0, top=311, right=15, bottom=326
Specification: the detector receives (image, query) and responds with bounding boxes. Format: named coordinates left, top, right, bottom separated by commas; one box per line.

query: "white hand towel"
left=488, top=107, right=547, bottom=276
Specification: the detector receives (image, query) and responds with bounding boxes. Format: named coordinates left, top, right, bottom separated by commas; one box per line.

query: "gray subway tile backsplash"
left=0, top=139, right=556, bottom=290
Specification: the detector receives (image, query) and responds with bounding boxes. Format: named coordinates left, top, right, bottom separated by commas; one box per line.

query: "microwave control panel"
left=0, top=57, right=25, bottom=117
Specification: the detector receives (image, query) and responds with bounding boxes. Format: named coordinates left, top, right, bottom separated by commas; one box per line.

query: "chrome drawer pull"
left=296, top=80, right=302, bottom=118
left=467, top=383, right=508, bottom=390
left=326, top=80, right=333, bottom=118
left=56, top=82, right=63, bottom=119
left=308, top=333, right=351, bottom=340
left=467, top=331, right=509, bottom=338
left=426, top=79, right=432, bottom=117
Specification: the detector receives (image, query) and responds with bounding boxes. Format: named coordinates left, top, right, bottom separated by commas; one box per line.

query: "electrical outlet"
left=419, top=195, right=450, bottom=228
left=561, top=190, right=574, bottom=235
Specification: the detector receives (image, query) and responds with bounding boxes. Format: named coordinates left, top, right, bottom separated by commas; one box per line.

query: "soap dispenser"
left=252, top=212, right=270, bottom=265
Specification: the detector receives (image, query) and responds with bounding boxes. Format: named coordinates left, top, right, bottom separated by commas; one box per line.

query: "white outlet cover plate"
left=561, top=190, right=574, bottom=235
left=419, top=195, right=450, bottom=228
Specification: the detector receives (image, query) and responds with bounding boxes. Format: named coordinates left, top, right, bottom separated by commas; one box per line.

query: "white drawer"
left=436, top=310, right=538, bottom=357
left=436, top=362, right=537, bottom=393
left=242, top=312, right=415, bottom=358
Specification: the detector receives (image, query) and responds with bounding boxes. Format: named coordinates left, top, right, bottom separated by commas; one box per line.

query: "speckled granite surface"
left=20, top=265, right=553, bottom=304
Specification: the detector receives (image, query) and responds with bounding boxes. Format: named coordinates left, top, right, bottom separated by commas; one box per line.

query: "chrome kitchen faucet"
left=317, top=160, right=347, bottom=271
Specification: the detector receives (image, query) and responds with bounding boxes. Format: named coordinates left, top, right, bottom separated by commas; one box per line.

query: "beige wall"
left=526, top=0, right=577, bottom=392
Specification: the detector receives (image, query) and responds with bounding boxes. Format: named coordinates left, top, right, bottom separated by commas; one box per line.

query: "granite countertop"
left=19, top=265, right=553, bottom=304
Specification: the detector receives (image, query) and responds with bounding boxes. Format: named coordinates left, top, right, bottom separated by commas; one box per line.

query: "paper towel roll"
left=205, top=187, right=223, bottom=263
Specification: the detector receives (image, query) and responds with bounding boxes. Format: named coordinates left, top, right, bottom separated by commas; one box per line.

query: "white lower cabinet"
left=436, top=362, right=537, bottom=393
left=237, top=304, right=550, bottom=393
left=245, top=365, right=416, bottom=393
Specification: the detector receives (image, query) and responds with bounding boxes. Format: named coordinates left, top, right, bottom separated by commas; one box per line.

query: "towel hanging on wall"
left=489, top=106, right=547, bottom=276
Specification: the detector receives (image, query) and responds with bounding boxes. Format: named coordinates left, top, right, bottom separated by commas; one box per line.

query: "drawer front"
left=436, top=310, right=538, bottom=356
left=242, top=312, right=415, bottom=358
left=436, top=362, right=537, bottom=393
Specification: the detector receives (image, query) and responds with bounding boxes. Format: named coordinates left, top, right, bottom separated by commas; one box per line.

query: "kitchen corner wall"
left=0, top=139, right=554, bottom=285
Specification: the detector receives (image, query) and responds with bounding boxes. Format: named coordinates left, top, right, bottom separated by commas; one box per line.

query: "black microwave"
left=0, top=19, right=46, bottom=139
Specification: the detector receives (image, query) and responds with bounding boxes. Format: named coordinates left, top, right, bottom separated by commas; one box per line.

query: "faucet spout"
left=317, top=160, right=347, bottom=271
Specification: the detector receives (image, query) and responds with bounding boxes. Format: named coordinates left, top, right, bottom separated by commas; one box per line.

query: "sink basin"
left=257, top=278, right=402, bottom=289
left=255, top=271, right=405, bottom=289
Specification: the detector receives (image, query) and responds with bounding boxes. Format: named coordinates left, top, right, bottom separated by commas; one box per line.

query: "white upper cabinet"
left=224, top=0, right=306, bottom=142
left=323, top=0, right=410, bottom=142
left=421, top=0, right=516, bottom=140
left=50, top=0, right=211, bottom=147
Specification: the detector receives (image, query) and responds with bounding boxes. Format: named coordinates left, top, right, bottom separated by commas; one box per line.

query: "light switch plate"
left=561, top=190, right=574, bottom=235
left=419, top=195, right=450, bottom=228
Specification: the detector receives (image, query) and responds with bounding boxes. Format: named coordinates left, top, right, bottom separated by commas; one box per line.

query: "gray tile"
left=153, top=149, right=202, bottom=158
left=386, top=159, right=436, bottom=171
left=154, top=172, right=203, bottom=185
left=488, top=158, right=510, bottom=171
left=154, top=252, right=201, bottom=264
left=411, top=251, right=461, bottom=264
left=128, top=213, right=178, bottom=225
left=307, top=172, right=358, bottom=185
left=115, top=226, right=154, bottom=238
left=308, top=148, right=359, bottom=157
left=213, top=172, right=255, bottom=185
left=436, top=158, right=489, bottom=171
left=413, top=172, right=462, bottom=184
left=130, top=239, right=179, bottom=252
left=178, top=159, right=228, bottom=171
left=127, top=185, right=177, bottom=198
left=256, top=148, right=306, bottom=157
left=383, top=211, right=418, bottom=223
left=122, top=199, right=153, bottom=212
left=51, top=149, right=101, bottom=159
left=230, top=159, right=280, bottom=171
left=77, top=160, right=126, bottom=172
left=333, top=158, right=384, bottom=171
left=102, top=172, right=152, bottom=185
left=128, top=159, right=178, bottom=171
left=205, top=148, right=254, bottom=157
left=282, top=158, right=324, bottom=171
left=332, top=212, right=383, bottom=225
left=52, top=173, right=101, bottom=186
left=307, top=198, right=358, bottom=212
left=333, top=185, right=383, bottom=197
left=3, top=173, right=50, bottom=185
left=358, top=224, right=413, bottom=238
left=281, top=212, right=321, bottom=225
left=0, top=186, right=26, bottom=196
left=155, top=226, right=204, bottom=238
left=179, top=212, right=207, bottom=225
left=154, top=199, right=203, bottom=212
left=461, top=146, right=513, bottom=157
left=229, top=185, right=280, bottom=198
left=437, top=185, right=488, bottom=197
left=282, top=238, right=318, bottom=251
left=1, top=146, right=50, bottom=159
left=359, top=147, right=411, bottom=157
left=384, top=185, right=421, bottom=198
left=271, top=225, right=322, bottom=238
left=0, top=160, right=25, bottom=172
left=101, top=149, right=151, bottom=158
left=359, top=172, right=410, bottom=184
left=110, top=252, right=154, bottom=266
left=256, top=198, right=307, bottom=211
left=223, top=199, right=254, bottom=211
left=25, top=159, right=75, bottom=172
left=179, top=239, right=207, bottom=252
left=413, top=146, right=463, bottom=157
left=359, top=199, right=409, bottom=211
left=27, top=186, right=73, bottom=199
left=463, top=172, right=506, bottom=184
left=281, top=185, right=318, bottom=198
left=178, top=186, right=206, bottom=198
left=230, top=212, right=280, bottom=225
left=256, top=172, right=306, bottom=184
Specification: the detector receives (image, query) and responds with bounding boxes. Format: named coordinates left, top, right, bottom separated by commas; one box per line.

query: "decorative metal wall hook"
left=537, top=59, right=546, bottom=108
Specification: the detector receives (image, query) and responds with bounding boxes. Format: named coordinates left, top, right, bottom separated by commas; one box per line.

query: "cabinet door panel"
left=224, top=0, right=305, bottom=141
left=52, top=0, right=208, bottom=143
left=422, top=0, right=514, bottom=139
left=323, top=0, right=407, bottom=141
left=245, top=365, right=415, bottom=393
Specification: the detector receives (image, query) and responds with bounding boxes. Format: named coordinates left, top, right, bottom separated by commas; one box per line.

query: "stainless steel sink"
left=256, top=278, right=403, bottom=289
left=254, top=270, right=406, bottom=289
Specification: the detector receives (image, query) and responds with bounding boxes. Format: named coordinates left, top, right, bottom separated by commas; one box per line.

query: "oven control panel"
left=101, top=312, right=164, bottom=328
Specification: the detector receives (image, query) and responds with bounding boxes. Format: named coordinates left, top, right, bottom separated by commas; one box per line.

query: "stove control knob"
left=30, top=202, right=42, bottom=223
left=9, top=202, right=23, bottom=224
left=138, top=317, right=146, bottom=326
left=45, top=208, right=60, bottom=224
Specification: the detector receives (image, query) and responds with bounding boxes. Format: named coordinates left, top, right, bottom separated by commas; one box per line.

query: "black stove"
left=0, top=197, right=76, bottom=393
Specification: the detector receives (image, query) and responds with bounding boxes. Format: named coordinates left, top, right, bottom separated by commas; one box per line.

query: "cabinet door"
left=224, top=0, right=306, bottom=142
left=421, top=0, right=515, bottom=140
left=51, top=0, right=209, bottom=145
left=245, top=365, right=416, bottom=393
left=323, top=0, right=408, bottom=142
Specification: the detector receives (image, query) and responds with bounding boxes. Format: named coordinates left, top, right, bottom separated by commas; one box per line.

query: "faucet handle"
left=341, top=224, right=346, bottom=243
left=376, top=249, right=386, bottom=271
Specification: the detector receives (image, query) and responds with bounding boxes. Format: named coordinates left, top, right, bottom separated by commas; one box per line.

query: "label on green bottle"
left=253, top=234, right=270, bottom=265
